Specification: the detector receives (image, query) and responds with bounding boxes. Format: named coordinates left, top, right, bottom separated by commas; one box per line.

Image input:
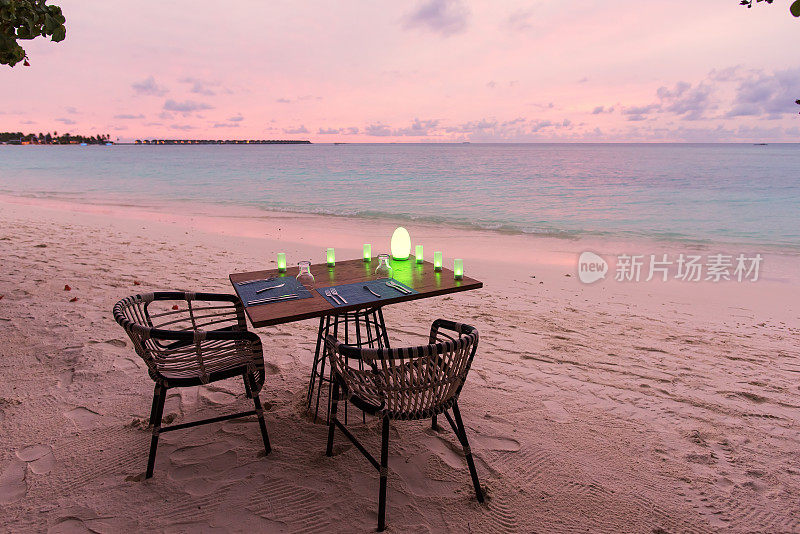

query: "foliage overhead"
left=739, top=0, right=800, bottom=17
left=0, top=0, right=65, bottom=67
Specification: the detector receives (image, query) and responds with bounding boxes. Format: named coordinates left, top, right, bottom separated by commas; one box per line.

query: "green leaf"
left=791, top=0, right=800, bottom=17
left=51, top=24, right=64, bottom=42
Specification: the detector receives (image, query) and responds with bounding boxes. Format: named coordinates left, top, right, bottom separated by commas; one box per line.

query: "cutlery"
left=363, top=285, right=381, bottom=298
left=330, top=288, right=347, bottom=304
left=247, top=293, right=298, bottom=306
left=238, top=277, right=277, bottom=286
left=385, top=281, right=411, bottom=294
left=325, top=289, right=341, bottom=304
left=255, top=283, right=285, bottom=294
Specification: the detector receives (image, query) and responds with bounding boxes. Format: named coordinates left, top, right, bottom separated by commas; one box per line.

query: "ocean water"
left=1, top=143, right=798, bottom=251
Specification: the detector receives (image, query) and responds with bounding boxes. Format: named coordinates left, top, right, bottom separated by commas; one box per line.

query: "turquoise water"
left=1, top=143, right=798, bottom=250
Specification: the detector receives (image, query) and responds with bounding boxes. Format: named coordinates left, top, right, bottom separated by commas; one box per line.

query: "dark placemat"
left=316, top=278, right=417, bottom=308
left=236, top=276, right=314, bottom=307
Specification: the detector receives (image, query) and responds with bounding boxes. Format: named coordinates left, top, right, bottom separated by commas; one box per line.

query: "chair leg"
left=431, top=414, right=438, bottom=430
left=242, top=372, right=253, bottom=398
left=148, top=383, right=162, bottom=427
left=378, top=415, right=390, bottom=532
left=326, top=381, right=340, bottom=457
left=247, top=373, right=271, bottom=455
left=452, top=402, right=484, bottom=503
left=145, top=385, right=167, bottom=479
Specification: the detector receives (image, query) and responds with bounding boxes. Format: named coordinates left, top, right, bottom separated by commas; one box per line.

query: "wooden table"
left=229, top=258, right=482, bottom=327
left=229, top=257, right=483, bottom=421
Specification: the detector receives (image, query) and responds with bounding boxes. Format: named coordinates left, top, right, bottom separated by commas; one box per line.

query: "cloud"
left=114, top=113, right=145, bottom=120
left=365, top=123, right=393, bottom=136
left=132, top=76, right=168, bottom=96
left=163, top=99, right=213, bottom=114
left=622, top=103, right=660, bottom=121
left=657, top=81, right=714, bottom=120
left=212, top=123, right=240, bottom=128
left=21, top=119, right=36, bottom=124
left=55, top=117, right=76, bottom=125
left=169, top=124, right=195, bottom=130
left=276, top=98, right=292, bottom=104
left=503, top=9, right=534, bottom=32
left=592, top=106, right=614, bottom=114
left=283, top=125, right=309, bottom=134
left=402, top=0, right=469, bottom=37
left=179, top=77, right=218, bottom=96
left=228, top=115, right=244, bottom=122
left=364, top=119, right=440, bottom=137
left=725, top=68, right=800, bottom=117
left=318, top=127, right=341, bottom=134
left=344, top=127, right=359, bottom=135
left=66, top=106, right=78, bottom=114
left=393, top=118, right=439, bottom=136
left=486, top=81, right=496, bottom=88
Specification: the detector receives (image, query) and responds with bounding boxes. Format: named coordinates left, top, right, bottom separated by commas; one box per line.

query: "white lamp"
left=390, top=227, right=411, bottom=260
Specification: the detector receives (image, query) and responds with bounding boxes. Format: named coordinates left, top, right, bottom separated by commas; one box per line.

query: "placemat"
left=316, top=278, right=417, bottom=308
left=236, top=276, right=314, bottom=307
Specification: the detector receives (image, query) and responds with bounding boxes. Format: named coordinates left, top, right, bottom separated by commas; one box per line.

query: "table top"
left=229, top=258, right=483, bottom=328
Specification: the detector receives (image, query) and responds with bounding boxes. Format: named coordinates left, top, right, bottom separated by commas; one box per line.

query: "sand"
left=1, top=195, right=799, bottom=533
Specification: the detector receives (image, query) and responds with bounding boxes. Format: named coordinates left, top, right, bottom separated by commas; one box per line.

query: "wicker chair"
left=324, top=319, right=484, bottom=531
left=113, top=291, right=271, bottom=479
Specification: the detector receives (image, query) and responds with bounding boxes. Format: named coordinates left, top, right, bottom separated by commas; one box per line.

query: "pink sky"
left=1, top=0, right=799, bottom=142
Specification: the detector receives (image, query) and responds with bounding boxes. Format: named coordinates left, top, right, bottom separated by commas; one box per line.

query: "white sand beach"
left=1, top=195, right=799, bottom=533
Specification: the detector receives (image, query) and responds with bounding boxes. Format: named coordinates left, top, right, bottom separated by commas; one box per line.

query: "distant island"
left=134, top=139, right=311, bottom=145
left=1, top=131, right=112, bottom=145
left=0, top=132, right=311, bottom=146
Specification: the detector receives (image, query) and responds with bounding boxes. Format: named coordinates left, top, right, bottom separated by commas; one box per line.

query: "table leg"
left=306, top=307, right=390, bottom=424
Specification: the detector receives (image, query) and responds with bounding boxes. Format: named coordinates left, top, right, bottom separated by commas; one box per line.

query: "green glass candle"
left=434, top=251, right=442, bottom=272
left=363, top=243, right=371, bottom=262
left=277, top=252, right=287, bottom=272
left=454, top=258, right=464, bottom=280
left=327, top=247, right=335, bottom=267
left=415, top=244, right=423, bottom=264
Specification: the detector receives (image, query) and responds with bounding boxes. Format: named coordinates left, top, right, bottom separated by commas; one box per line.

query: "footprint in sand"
left=16, top=444, right=56, bottom=474
left=64, top=406, right=104, bottom=429
left=0, top=460, right=26, bottom=504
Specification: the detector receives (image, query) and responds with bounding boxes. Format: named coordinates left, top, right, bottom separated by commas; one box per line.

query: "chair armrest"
left=149, top=291, right=241, bottom=304
left=429, top=319, right=475, bottom=343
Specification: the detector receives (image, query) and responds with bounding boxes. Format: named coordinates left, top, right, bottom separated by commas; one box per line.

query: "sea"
left=1, top=143, right=798, bottom=252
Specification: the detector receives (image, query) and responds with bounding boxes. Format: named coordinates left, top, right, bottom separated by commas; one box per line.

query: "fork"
left=330, top=287, right=348, bottom=304
left=325, top=289, right=341, bottom=304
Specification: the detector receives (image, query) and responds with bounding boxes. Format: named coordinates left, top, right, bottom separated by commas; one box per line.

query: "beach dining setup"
left=113, top=227, right=485, bottom=531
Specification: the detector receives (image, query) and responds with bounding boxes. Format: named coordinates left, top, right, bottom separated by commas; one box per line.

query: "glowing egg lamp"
left=390, top=227, right=411, bottom=261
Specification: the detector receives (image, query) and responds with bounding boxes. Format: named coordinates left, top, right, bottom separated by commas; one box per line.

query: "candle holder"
left=277, top=252, right=287, bottom=272
left=415, top=245, right=423, bottom=264
left=326, top=248, right=335, bottom=267
left=454, top=258, right=463, bottom=280
left=363, top=243, right=371, bottom=262
left=434, top=251, right=442, bottom=272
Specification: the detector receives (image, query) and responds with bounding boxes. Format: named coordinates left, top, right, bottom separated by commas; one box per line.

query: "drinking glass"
left=296, top=261, right=315, bottom=290
left=374, top=254, right=393, bottom=279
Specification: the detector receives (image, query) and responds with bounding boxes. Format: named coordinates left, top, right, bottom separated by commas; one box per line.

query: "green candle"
left=277, top=252, right=287, bottom=272
left=415, top=245, right=423, bottom=264
left=454, top=258, right=463, bottom=280
left=327, top=247, right=335, bottom=267
left=363, top=243, right=371, bottom=262
left=434, top=251, right=442, bottom=271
